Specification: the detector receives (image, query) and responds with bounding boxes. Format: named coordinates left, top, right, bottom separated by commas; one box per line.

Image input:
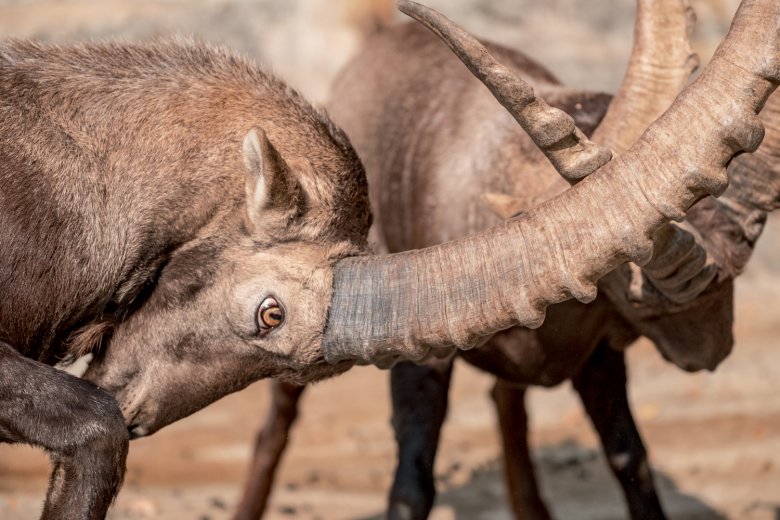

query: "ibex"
left=232, top=1, right=780, bottom=519
left=1, top=0, right=777, bottom=518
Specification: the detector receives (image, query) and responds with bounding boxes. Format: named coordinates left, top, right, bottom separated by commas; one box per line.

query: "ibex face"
left=601, top=266, right=734, bottom=371
left=82, top=125, right=368, bottom=438
left=84, top=239, right=349, bottom=438
left=0, top=39, right=368, bottom=437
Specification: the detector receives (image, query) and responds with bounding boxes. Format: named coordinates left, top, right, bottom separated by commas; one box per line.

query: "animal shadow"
left=357, top=439, right=728, bottom=520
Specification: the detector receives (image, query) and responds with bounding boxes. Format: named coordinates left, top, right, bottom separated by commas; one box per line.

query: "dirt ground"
left=1, top=1, right=778, bottom=519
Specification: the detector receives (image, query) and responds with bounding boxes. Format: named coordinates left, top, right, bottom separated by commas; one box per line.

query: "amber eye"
left=257, top=296, right=284, bottom=332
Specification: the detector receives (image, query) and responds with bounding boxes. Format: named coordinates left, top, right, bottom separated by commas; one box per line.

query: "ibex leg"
left=233, top=380, right=306, bottom=520
left=491, top=381, right=552, bottom=520
left=0, top=342, right=128, bottom=520
left=572, top=344, right=666, bottom=520
left=387, top=358, right=454, bottom=520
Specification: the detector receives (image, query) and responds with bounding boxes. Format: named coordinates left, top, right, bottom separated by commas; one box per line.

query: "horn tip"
left=396, top=0, right=417, bottom=15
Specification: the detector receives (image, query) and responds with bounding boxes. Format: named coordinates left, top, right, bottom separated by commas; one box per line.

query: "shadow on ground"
left=358, top=439, right=729, bottom=520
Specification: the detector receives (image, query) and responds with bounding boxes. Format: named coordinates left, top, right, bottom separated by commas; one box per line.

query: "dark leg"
left=387, top=357, right=454, bottom=520
left=233, top=380, right=306, bottom=520
left=572, top=344, right=666, bottom=520
left=0, top=342, right=128, bottom=520
left=491, top=381, right=552, bottom=520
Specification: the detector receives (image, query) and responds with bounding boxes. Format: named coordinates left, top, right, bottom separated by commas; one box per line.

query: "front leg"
left=233, top=380, right=306, bottom=520
left=0, top=342, right=128, bottom=520
left=490, top=381, right=552, bottom=520
left=387, top=357, right=454, bottom=520
left=572, top=343, right=666, bottom=520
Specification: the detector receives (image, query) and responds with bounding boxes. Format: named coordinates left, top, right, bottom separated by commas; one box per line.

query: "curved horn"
left=592, top=0, right=699, bottom=153
left=322, top=0, right=778, bottom=364
left=411, top=0, right=711, bottom=305
left=401, top=0, right=719, bottom=305
left=726, top=92, right=780, bottom=220
left=396, top=0, right=612, bottom=184
left=705, top=91, right=780, bottom=277
left=645, top=92, right=780, bottom=300
left=588, top=0, right=715, bottom=304
left=619, top=2, right=780, bottom=299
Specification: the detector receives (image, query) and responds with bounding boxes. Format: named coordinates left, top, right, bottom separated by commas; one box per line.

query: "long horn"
left=407, top=0, right=713, bottom=305
left=592, top=0, right=716, bottom=304
left=581, top=0, right=714, bottom=304
left=396, top=1, right=612, bottom=184
left=323, top=0, right=778, bottom=365
left=623, top=2, right=780, bottom=299
left=706, top=91, right=780, bottom=276
left=592, top=0, right=699, bottom=153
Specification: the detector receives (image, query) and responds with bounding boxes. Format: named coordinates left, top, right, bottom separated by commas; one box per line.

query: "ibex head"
left=82, top=118, right=371, bottom=436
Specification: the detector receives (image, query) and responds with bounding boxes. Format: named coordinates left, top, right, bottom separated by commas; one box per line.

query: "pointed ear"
left=242, top=127, right=301, bottom=228
left=479, top=192, right=533, bottom=219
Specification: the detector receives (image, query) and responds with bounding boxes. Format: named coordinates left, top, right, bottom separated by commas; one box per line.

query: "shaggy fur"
left=0, top=38, right=371, bottom=519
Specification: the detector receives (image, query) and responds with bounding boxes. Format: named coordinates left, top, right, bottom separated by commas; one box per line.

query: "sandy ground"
left=1, top=1, right=778, bottom=519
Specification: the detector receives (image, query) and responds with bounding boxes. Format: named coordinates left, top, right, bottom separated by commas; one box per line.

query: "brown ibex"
left=233, top=1, right=780, bottom=519
left=1, top=0, right=777, bottom=518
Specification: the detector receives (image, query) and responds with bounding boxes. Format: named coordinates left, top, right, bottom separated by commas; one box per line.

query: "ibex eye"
left=257, top=296, right=284, bottom=332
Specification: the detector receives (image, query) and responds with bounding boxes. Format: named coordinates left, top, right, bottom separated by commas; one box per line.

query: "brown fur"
left=64, top=319, right=117, bottom=360
left=0, top=37, right=377, bottom=518
left=329, top=22, right=740, bottom=371
left=1, top=37, right=370, bottom=367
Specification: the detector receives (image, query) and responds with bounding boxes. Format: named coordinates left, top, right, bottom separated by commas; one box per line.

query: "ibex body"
left=330, top=19, right=780, bottom=520
left=233, top=1, right=780, bottom=517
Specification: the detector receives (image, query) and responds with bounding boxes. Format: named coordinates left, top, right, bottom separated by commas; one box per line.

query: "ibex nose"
left=126, top=409, right=148, bottom=439
left=127, top=424, right=149, bottom=440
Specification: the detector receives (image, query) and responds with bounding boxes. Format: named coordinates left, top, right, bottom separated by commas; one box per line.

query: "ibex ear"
left=479, top=192, right=533, bottom=219
left=242, top=127, right=301, bottom=228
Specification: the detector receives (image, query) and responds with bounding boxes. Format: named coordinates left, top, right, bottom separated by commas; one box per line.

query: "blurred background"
left=1, top=1, right=778, bottom=519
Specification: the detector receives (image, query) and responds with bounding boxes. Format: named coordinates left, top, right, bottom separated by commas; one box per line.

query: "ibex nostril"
left=127, top=424, right=148, bottom=440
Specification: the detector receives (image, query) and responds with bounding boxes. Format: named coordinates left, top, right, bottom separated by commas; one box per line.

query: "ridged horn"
left=396, top=0, right=612, bottom=184
left=708, top=91, right=780, bottom=277
left=322, top=0, right=778, bottom=364
left=588, top=0, right=714, bottom=305
left=592, top=0, right=699, bottom=153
